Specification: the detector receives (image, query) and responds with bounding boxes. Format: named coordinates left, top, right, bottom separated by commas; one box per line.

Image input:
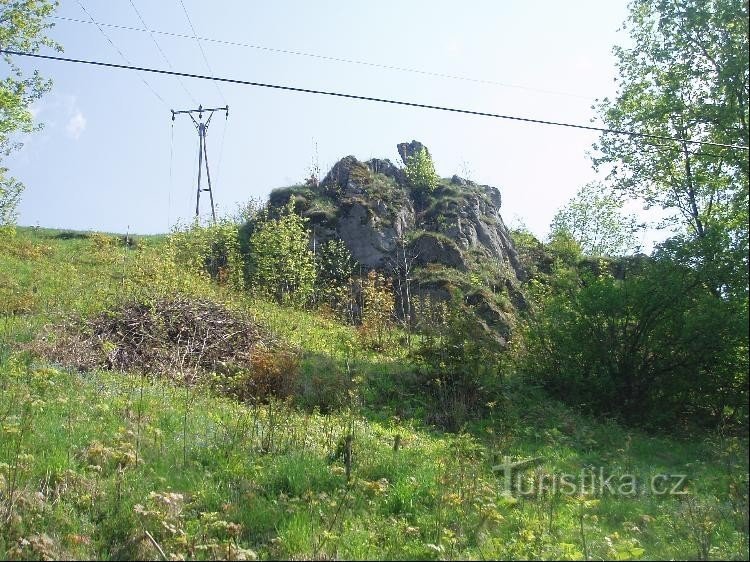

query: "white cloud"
left=66, top=111, right=86, bottom=140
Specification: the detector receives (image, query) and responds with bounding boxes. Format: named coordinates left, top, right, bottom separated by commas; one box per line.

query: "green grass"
left=0, top=226, right=748, bottom=560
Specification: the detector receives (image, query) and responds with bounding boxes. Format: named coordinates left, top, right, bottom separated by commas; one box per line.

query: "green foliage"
left=247, top=200, right=316, bottom=306
left=357, top=270, right=395, bottom=350
left=593, top=0, right=749, bottom=241
left=0, top=227, right=748, bottom=560
left=0, top=0, right=59, bottom=228
left=315, top=238, right=357, bottom=298
left=0, top=173, right=22, bottom=231
left=520, top=249, right=749, bottom=429
left=550, top=182, right=639, bottom=256
left=571, top=0, right=750, bottom=432
left=404, top=147, right=439, bottom=193
left=412, top=293, right=506, bottom=431
left=546, top=230, right=584, bottom=266
left=169, top=219, right=245, bottom=291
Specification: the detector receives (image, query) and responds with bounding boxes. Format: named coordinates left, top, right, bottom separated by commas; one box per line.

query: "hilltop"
left=268, top=141, right=525, bottom=344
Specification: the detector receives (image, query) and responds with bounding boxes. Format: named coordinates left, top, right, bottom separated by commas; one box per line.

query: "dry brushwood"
left=31, top=298, right=289, bottom=386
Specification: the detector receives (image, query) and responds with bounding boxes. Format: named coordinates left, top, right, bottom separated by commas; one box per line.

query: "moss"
left=269, top=185, right=314, bottom=209
left=410, top=229, right=461, bottom=250
left=421, top=195, right=465, bottom=221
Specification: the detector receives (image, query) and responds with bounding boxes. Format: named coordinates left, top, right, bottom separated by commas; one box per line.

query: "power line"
left=74, top=0, right=167, bottom=107
left=51, top=14, right=592, bottom=101
left=4, top=48, right=748, bottom=152
left=126, top=0, right=197, bottom=105
left=175, top=0, right=226, bottom=105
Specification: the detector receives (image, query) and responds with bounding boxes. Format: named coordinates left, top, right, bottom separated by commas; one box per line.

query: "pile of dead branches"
left=33, top=298, right=280, bottom=380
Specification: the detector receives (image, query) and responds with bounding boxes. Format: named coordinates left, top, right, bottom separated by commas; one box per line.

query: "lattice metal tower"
left=171, top=104, right=228, bottom=221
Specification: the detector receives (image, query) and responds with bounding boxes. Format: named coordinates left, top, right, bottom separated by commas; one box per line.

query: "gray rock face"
left=437, top=191, right=523, bottom=280
left=397, top=140, right=430, bottom=165
left=320, top=155, right=371, bottom=194
left=292, top=144, right=523, bottom=279
left=409, top=232, right=468, bottom=271
left=366, top=158, right=405, bottom=185
left=337, top=201, right=414, bottom=268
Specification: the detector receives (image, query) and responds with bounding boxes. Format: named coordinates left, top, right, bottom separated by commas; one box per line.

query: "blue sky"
left=8, top=0, right=637, bottom=238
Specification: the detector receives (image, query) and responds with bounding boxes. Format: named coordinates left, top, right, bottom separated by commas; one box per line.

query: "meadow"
left=0, top=226, right=747, bottom=560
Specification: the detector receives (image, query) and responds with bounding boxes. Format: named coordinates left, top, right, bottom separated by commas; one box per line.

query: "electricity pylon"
left=171, top=104, right=228, bottom=222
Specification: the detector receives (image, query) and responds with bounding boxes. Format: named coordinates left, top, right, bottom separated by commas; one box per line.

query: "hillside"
left=0, top=227, right=747, bottom=560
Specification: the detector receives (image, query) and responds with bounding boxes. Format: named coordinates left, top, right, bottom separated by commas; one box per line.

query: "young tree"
left=404, top=146, right=439, bottom=193
left=316, top=238, right=356, bottom=288
left=315, top=237, right=357, bottom=312
left=388, top=235, right=419, bottom=337
left=248, top=200, right=316, bottom=305
left=1, top=0, right=59, bottom=228
left=358, top=270, right=394, bottom=350
left=549, top=182, right=639, bottom=256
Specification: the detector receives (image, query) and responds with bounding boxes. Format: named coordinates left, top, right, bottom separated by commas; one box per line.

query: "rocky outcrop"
left=397, top=140, right=430, bottom=165
left=337, top=201, right=412, bottom=267
left=422, top=183, right=523, bottom=280
left=267, top=141, right=527, bottom=341
left=366, top=158, right=405, bottom=185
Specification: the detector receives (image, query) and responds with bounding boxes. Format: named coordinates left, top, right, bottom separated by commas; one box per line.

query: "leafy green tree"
left=593, top=0, right=748, bottom=242
left=546, top=229, right=583, bottom=266
left=1, top=0, right=59, bottom=228
left=583, top=0, right=749, bottom=425
left=316, top=238, right=356, bottom=288
left=522, top=253, right=748, bottom=429
left=248, top=199, right=316, bottom=305
left=314, top=237, right=357, bottom=310
left=358, top=269, right=394, bottom=350
left=550, top=182, right=639, bottom=256
left=404, top=146, right=439, bottom=193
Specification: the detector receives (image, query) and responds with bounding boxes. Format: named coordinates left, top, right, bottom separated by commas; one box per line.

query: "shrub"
left=247, top=200, right=316, bottom=306
left=218, top=349, right=301, bottom=403
left=404, top=147, right=439, bottom=193
left=169, top=219, right=245, bottom=291
left=358, top=270, right=395, bottom=350
left=315, top=238, right=357, bottom=308
left=520, top=251, right=749, bottom=430
left=412, top=293, right=505, bottom=431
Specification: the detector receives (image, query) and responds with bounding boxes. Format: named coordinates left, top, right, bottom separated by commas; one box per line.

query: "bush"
left=520, top=251, right=749, bottom=430
left=315, top=238, right=357, bottom=308
left=169, top=219, right=245, bottom=291
left=218, top=349, right=301, bottom=403
left=247, top=200, right=316, bottom=306
left=358, top=270, right=395, bottom=350
left=412, top=293, right=505, bottom=431
left=404, top=147, right=439, bottom=193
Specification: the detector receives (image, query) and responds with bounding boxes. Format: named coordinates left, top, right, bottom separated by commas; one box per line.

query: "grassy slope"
left=0, top=227, right=747, bottom=560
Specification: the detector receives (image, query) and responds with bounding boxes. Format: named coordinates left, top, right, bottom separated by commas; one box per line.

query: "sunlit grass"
left=0, top=226, right=747, bottom=560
